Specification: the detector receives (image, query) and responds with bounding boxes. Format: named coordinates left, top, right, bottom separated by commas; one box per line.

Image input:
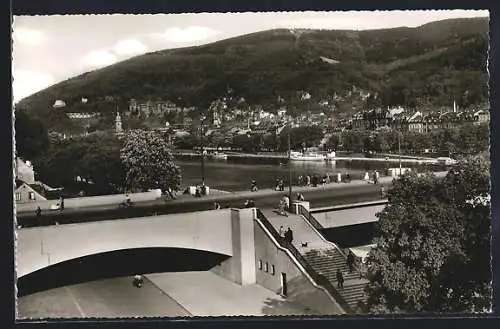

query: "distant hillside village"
left=49, top=93, right=490, bottom=141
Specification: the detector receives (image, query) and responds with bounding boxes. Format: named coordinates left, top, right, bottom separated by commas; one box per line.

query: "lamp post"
left=200, top=116, right=206, bottom=186
left=287, top=121, right=292, bottom=210
left=398, top=131, right=402, bottom=175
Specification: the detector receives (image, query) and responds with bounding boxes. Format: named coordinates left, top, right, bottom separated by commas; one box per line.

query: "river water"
left=176, top=157, right=431, bottom=192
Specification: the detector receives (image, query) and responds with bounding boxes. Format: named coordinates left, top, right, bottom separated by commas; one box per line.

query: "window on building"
left=265, top=262, right=269, bottom=272
left=271, top=265, right=275, bottom=275
left=258, top=260, right=262, bottom=270
left=28, top=192, right=35, bottom=200
left=15, top=193, right=21, bottom=201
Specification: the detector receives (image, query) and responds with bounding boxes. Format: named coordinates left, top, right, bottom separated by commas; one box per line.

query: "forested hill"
left=17, top=17, right=489, bottom=129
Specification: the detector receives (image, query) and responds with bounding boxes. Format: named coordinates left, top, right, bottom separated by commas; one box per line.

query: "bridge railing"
left=297, top=204, right=366, bottom=279
left=255, top=208, right=352, bottom=313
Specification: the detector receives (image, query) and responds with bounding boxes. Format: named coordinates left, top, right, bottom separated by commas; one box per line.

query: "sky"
left=12, top=10, right=489, bottom=103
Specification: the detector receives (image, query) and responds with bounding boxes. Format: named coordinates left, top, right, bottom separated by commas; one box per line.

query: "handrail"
left=256, top=209, right=352, bottom=313
left=297, top=205, right=365, bottom=279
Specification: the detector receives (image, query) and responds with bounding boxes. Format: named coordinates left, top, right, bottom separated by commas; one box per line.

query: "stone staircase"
left=303, top=246, right=368, bottom=311
left=260, top=208, right=368, bottom=312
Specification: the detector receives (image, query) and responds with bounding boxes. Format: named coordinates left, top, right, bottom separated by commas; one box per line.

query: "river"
left=176, top=156, right=434, bottom=192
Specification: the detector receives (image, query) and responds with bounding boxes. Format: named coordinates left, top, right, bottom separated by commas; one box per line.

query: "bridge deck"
left=312, top=205, right=386, bottom=228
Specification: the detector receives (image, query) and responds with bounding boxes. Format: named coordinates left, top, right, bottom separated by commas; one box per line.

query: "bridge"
left=17, top=208, right=257, bottom=287
left=311, top=200, right=387, bottom=229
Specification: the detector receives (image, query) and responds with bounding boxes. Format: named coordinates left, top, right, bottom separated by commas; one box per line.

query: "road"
left=17, top=272, right=317, bottom=318
left=17, top=276, right=191, bottom=319
left=17, top=181, right=390, bottom=227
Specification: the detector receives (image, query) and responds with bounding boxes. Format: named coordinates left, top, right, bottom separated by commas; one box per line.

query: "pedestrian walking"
left=298, top=175, right=304, bottom=186
left=35, top=206, right=41, bottom=218
left=278, top=199, right=288, bottom=216
left=278, top=225, right=285, bottom=239
left=306, top=175, right=311, bottom=186
left=251, top=179, right=258, bottom=192
left=285, top=227, right=293, bottom=244
left=279, top=179, right=285, bottom=191
left=296, top=192, right=305, bottom=202
left=336, top=269, right=344, bottom=289
left=59, top=196, right=65, bottom=211
left=347, top=250, right=355, bottom=273
left=283, top=195, right=290, bottom=211
left=275, top=178, right=281, bottom=191
left=312, top=175, right=318, bottom=187
left=380, top=186, right=386, bottom=199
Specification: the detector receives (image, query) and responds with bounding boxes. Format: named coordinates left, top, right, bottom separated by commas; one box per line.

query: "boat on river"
left=290, top=151, right=336, bottom=161
left=212, top=151, right=228, bottom=160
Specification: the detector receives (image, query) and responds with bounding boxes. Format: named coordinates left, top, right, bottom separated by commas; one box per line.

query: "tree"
left=325, top=134, right=341, bottom=150
left=363, top=157, right=491, bottom=313
left=15, top=109, right=49, bottom=161
left=209, top=130, right=226, bottom=148
left=35, top=132, right=125, bottom=195
left=120, top=129, right=182, bottom=192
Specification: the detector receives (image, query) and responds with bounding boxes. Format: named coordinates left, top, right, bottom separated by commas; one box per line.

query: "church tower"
left=115, top=111, right=123, bottom=135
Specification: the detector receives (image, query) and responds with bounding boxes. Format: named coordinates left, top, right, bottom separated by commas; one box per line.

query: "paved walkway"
left=16, top=175, right=391, bottom=215
left=17, top=276, right=191, bottom=319
left=146, top=272, right=315, bottom=316
left=260, top=209, right=331, bottom=252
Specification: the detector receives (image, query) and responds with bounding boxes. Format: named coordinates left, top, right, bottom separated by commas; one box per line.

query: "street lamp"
left=398, top=131, right=402, bottom=175
left=287, top=120, right=292, bottom=210
left=200, top=116, right=206, bottom=187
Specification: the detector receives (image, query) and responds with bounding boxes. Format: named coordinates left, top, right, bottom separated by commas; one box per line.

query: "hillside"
left=16, top=17, right=489, bottom=131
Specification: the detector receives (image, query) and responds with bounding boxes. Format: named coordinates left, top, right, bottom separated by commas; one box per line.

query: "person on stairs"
left=336, top=269, right=344, bottom=289
left=278, top=225, right=285, bottom=241
left=347, top=250, right=355, bottom=273
left=284, top=227, right=294, bottom=245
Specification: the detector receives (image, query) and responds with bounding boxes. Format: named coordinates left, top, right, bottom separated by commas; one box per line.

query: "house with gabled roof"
left=14, top=158, right=62, bottom=204
left=474, top=109, right=490, bottom=124
left=407, top=111, right=424, bottom=133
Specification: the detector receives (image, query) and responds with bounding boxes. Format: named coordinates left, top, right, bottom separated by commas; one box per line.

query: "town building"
left=53, top=100, right=66, bottom=108
left=14, top=158, right=61, bottom=204
left=474, top=109, right=490, bottom=124
left=66, top=112, right=99, bottom=120
left=407, top=111, right=425, bottom=133
left=115, top=112, right=123, bottom=135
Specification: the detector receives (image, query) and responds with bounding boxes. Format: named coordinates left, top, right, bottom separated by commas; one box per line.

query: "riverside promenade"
left=16, top=171, right=448, bottom=227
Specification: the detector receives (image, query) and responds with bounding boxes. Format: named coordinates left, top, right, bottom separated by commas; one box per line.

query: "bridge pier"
left=212, top=208, right=256, bottom=285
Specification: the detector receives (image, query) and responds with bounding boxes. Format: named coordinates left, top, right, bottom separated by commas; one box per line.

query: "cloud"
left=12, top=27, right=46, bottom=46
left=113, top=39, right=148, bottom=56
left=82, top=50, right=118, bottom=68
left=12, top=70, right=54, bottom=103
left=155, top=26, right=219, bottom=43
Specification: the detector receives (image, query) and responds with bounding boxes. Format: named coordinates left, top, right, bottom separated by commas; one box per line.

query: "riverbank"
left=174, top=150, right=440, bottom=164
left=17, top=171, right=448, bottom=217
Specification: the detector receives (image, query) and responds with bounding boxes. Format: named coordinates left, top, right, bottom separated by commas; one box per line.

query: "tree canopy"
left=120, top=129, right=182, bottom=192
left=15, top=109, right=49, bottom=161
left=363, top=157, right=491, bottom=313
left=35, top=132, right=125, bottom=195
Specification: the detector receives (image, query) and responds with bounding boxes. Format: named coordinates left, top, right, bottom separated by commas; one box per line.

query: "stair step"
left=340, top=291, right=366, bottom=298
